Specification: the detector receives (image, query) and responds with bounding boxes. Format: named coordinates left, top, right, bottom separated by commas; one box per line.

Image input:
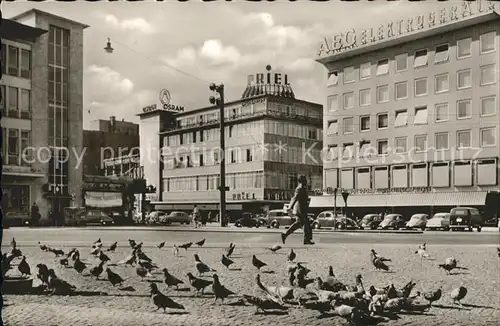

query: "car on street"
left=234, top=212, right=266, bottom=228
left=267, top=209, right=293, bottom=228
left=79, top=210, right=115, bottom=226
left=379, top=214, right=407, bottom=230
left=145, top=211, right=166, bottom=225
left=160, top=211, right=191, bottom=225
left=449, top=207, right=483, bottom=232
left=406, top=214, right=429, bottom=230
left=426, top=213, right=451, bottom=231
left=360, top=214, right=383, bottom=230
left=3, top=212, right=31, bottom=227
left=311, top=211, right=359, bottom=230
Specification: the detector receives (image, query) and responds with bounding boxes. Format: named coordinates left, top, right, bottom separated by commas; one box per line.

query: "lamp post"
left=52, top=185, right=60, bottom=227
left=333, top=187, right=338, bottom=218
left=341, top=191, right=350, bottom=218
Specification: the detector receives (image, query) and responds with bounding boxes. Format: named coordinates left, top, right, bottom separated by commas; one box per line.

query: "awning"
left=310, top=191, right=489, bottom=208
left=85, top=191, right=122, bottom=208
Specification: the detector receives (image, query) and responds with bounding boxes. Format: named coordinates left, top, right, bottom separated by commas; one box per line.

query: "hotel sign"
left=318, top=1, right=497, bottom=57
left=232, top=192, right=256, bottom=201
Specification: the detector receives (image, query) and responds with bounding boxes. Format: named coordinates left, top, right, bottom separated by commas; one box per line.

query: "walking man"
left=280, top=175, right=314, bottom=245
left=192, top=205, right=200, bottom=228
left=30, top=202, right=40, bottom=226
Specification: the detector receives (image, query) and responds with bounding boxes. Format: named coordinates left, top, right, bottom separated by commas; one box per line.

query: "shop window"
left=340, top=168, right=354, bottom=189
left=411, top=164, right=428, bottom=187
left=392, top=165, right=408, bottom=188
left=454, top=161, right=472, bottom=186
left=477, top=159, right=497, bottom=185
left=356, top=168, right=371, bottom=189
left=324, top=169, right=338, bottom=188
left=374, top=166, right=389, bottom=188
left=432, top=162, right=450, bottom=187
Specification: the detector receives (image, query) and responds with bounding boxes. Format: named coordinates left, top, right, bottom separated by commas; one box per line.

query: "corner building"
left=313, top=4, right=500, bottom=217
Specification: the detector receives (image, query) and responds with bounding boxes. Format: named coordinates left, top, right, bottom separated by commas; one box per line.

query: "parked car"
left=426, top=213, right=451, bottom=231
left=406, top=214, right=429, bottom=230
left=449, top=207, right=483, bottom=232
left=234, top=213, right=265, bottom=228
left=3, top=212, right=31, bottom=227
left=145, top=211, right=166, bottom=225
left=79, top=210, right=115, bottom=226
left=379, top=214, right=406, bottom=230
left=360, top=214, right=383, bottom=230
left=160, top=211, right=191, bottom=225
left=267, top=209, right=294, bottom=228
left=312, top=211, right=359, bottom=230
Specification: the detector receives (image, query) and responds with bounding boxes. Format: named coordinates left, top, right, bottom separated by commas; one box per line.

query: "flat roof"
left=317, top=11, right=500, bottom=65
left=10, top=8, right=90, bottom=29
left=0, top=18, right=47, bottom=43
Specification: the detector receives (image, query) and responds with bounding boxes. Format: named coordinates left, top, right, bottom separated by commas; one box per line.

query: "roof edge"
left=10, top=8, right=90, bottom=29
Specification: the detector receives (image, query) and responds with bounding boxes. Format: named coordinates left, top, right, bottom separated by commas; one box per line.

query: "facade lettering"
left=387, top=22, right=394, bottom=38
left=232, top=192, right=256, bottom=201
left=416, top=15, right=425, bottom=29
left=360, top=30, right=368, bottom=45
left=396, top=19, right=404, bottom=35
left=462, top=1, right=472, bottom=17
left=333, top=33, right=343, bottom=50
left=406, top=17, right=414, bottom=33
left=345, top=29, right=356, bottom=47
left=450, top=6, right=459, bottom=21
left=428, top=12, right=436, bottom=27
left=378, top=25, right=384, bottom=41
left=440, top=8, right=447, bottom=24
left=314, top=187, right=432, bottom=196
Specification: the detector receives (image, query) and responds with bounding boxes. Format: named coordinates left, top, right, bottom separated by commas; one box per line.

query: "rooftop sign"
left=247, top=65, right=289, bottom=86
left=318, top=1, right=497, bottom=57
left=142, top=89, right=185, bottom=113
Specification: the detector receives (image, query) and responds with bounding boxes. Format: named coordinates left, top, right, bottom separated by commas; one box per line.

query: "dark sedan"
left=360, top=214, right=383, bottom=230
left=234, top=213, right=266, bottom=228
left=379, top=214, right=407, bottom=230
left=78, top=210, right=115, bottom=226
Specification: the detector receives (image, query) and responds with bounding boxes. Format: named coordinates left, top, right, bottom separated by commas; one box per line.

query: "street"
left=2, top=227, right=500, bottom=326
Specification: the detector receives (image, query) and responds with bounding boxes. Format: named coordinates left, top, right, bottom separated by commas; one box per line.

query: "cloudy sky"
left=3, top=1, right=450, bottom=129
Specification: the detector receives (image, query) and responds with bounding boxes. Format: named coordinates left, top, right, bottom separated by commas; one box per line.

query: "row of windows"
left=1, top=45, right=31, bottom=79
left=2, top=128, right=31, bottom=166
left=325, top=159, right=498, bottom=190
left=48, top=25, right=70, bottom=67
left=327, top=66, right=496, bottom=112
left=105, top=162, right=140, bottom=177
left=327, top=31, right=496, bottom=86
left=327, top=127, right=497, bottom=159
left=0, top=85, right=31, bottom=119
left=265, top=172, right=322, bottom=190
left=326, top=96, right=497, bottom=135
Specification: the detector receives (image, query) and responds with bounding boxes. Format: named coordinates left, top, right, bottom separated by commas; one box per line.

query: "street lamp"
left=104, top=38, right=114, bottom=54
left=341, top=191, right=350, bottom=218
left=333, top=187, right=338, bottom=217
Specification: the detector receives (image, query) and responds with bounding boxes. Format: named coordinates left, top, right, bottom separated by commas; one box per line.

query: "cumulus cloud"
left=86, top=65, right=135, bottom=95
left=285, top=58, right=316, bottom=72
left=104, top=14, right=156, bottom=34
left=199, top=40, right=242, bottom=65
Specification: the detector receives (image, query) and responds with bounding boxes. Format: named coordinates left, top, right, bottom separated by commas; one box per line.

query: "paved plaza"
left=2, top=228, right=499, bottom=326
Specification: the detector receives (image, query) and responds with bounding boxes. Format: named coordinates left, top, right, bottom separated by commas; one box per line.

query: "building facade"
left=139, top=67, right=323, bottom=214
left=2, top=10, right=88, bottom=222
left=314, top=4, right=500, bottom=217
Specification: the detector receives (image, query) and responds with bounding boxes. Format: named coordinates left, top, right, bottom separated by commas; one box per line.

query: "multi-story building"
left=89, top=116, right=139, bottom=135
left=138, top=67, right=323, bottom=215
left=2, top=9, right=88, bottom=222
left=313, top=3, right=500, bottom=217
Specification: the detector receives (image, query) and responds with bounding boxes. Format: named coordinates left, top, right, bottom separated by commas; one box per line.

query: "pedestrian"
left=280, top=175, right=314, bottom=245
left=30, top=202, right=40, bottom=226
left=192, top=205, right=200, bottom=228
left=207, top=211, right=212, bottom=223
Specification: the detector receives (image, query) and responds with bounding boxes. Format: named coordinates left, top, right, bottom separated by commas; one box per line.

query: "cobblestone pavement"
left=2, top=235, right=500, bottom=326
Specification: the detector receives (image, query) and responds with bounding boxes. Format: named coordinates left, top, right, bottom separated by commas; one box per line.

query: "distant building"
left=89, top=115, right=139, bottom=135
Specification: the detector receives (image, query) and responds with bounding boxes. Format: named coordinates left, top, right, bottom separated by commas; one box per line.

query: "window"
left=228, top=125, right=233, bottom=137
left=480, top=128, right=496, bottom=147
left=327, top=94, right=339, bottom=112
left=327, top=71, right=339, bottom=86
left=327, top=120, right=338, bottom=135
left=414, top=49, right=428, bottom=68
left=376, top=59, right=389, bottom=75
left=20, top=89, right=30, bottom=119
left=457, top=69, right=471, bottom=89
left=435, top=103, right=449, bottom=122
left=342, top=143, right=354, bottom=158
left=377, top=113, right=388, bottom=129
left=344, top=66, right=355, bottom=83
left=435, top=73, right=449, bottom=93
left=435, top=132, right=449, bottom=150
left=8, top=129, right=19, bottom=164
left=414, top=106, right=428, bottom=124
left=481, top=96, right=496, bottom=116
left=20, top=131, right=30, bottom=165
left=395, top=137, right=407, bottom=153
left=376, top=85, right=389, bottom=103
left=394, top=110, right=408, bottom=127
left=360, top=116, right=370, bottom=132
left=377, top=140, right=388, bottom=155
left=8, top=87, right=18, bottom=117
left=457, top=99, right=471, bottom=119
left=414, top=78, right=427, bottom=96
left=457, top=130, right=471, bottom=148
left=343, top=92, right=354, bottom=109
left=434, top=44, right=449, bottom=63
left=415, top=135, right=427, bottom=152
left=327, top=145, right=338, bottom=161
left=230, top=150, right=236, bottom=163
left=395, top=81, right=407, bottom=100
left=480, top=31, right=495, bottom=54
left=199, top=154, right=204, bottom=166
left=246, top=149, right=252, bottom=162
left=457, top=37, right=472, bottom=58
left=8, top=46, right=19, bottom=76
left=343, top=117, right=354, bottom=134
left=20, top=50, right=31, bottom=79
left=359, top=89, right=371, bottom=106
left=360, top=62, right=371, bottom=79
left=0, top=85, right=5, bottom=112
left=395, top=53, right=408, bottom=72
left=480, top=65, right=496, bottom=85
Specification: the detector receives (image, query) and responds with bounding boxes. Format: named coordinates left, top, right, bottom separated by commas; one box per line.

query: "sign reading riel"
left=247, top=65, right=289, bottom=86
left=318, top=1, right=497, bottom=57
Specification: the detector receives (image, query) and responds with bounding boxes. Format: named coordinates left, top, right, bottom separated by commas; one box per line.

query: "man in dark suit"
left=280, top=175, right=314, bottom=245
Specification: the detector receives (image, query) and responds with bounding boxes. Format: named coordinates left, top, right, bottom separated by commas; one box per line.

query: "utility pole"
left=209, top=83, right=228, bottom=227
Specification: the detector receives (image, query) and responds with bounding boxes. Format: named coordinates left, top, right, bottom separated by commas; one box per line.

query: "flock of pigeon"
left=2, top=237, right=499, bottom=325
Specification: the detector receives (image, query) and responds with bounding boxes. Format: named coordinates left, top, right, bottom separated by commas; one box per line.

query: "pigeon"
left=370, top=249, right=391, bottom=262
left=38, top=242, right=49, bottom=251
left=47, top=269, right=76, bottom=295
left=243, top=294, right=288, bottom=313
left=138, top=260, right=158, bottom=271
left=172, top=245, right=179, bottom=256
left=418, top=243, right=427, bottom=251
left=438, top=261, right=457, bottom=274
left=133, top=242, right=143, bottom=250
left=211, top=274, right=236, bottom=304
left=117, top=252, right=136, bottom=266
left=107, top=242, right=118, bottom=252
left=89, top=261, right=106, bottom=279
left=268, top=244, right=282, bottom=253
left=10, top=247, right=22, bottom=258
left=66, top=248, right=78, bottom=258
left=128, top=239, right=137, bottom=248
left=225, top=243, right=235, bottom=257
left=18, top=256, right=31, bottom=277
left=350, top=307, right=387, bottom=325
left=162, top=268, right=184, bottom=290
left=98, top=251, right=111, bottom=263
left=149, top=283, right=185, bottom=312
left=255, top=274, right=284, bottom=304
left=194, top=254, right=216, bottom=275
left=252, top=255, right=267, bottom=270
left=93, top=238, right=102, bottom=246
left=186, top=272, right=212, bottom=295
left=59, top=257, right=69, bottom=267
left=11, top=237, right=17, bottom=248
left=415, top=248, right=430, bottom=259
left=450, top=286, right=467, bottom=307
left=73, top=258, right=87, bottom=274
left=371, top=257, right=390, bottom=272
left=157, top=241, right=165, bottom=249
left=287, top=248, right=296, bottom=262
left=195, top=238, right=206, bottom=247
left=90, top=247, right=101, bottom=256
left=105, top=268, right=124, bottom=287
left=135, top=249, right=153, bottom=263
left=221, top=254, right=234, bottom=268
left=178, top=242, right=192, bottom=250
left=422, top=287, right=442, bottom=306
left=36, top=263, right=50, bottom=285
left=70, top=250, right=80, bottom=261
left=136, top=265, right=153, bottom=280
left=324, top=266, right=348, bottom=291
